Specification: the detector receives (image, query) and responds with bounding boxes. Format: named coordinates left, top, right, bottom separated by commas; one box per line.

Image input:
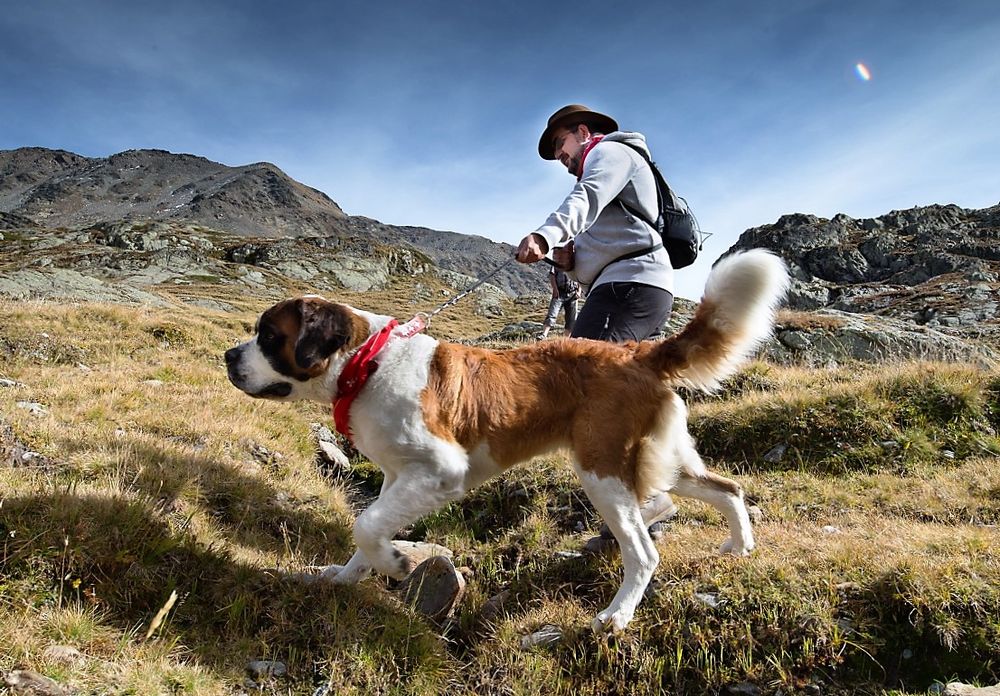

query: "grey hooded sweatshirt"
left=532, top=131, right=674, bottom=294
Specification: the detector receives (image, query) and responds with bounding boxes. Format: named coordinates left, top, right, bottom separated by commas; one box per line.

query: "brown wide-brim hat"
left=538, top=104, right=619, bottom=160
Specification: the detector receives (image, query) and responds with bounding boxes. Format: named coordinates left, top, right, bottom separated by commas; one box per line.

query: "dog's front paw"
left=328, top=564, right=371, bottom=584
left=591, top=607, right=634, bottom=635
left=290, top=563, right=367, bottom=585
left=719, top=537, right=755, bottom=556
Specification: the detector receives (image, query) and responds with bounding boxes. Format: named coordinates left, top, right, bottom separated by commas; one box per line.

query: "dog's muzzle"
left=224, top=345, right=245, bottom=386
left=224, top=345, right=293, bottom=398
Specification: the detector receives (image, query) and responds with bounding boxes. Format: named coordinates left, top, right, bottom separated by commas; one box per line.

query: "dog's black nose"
left=224, top=347, right=239, bottom=366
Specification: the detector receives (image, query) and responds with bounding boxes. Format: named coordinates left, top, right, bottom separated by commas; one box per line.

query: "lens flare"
left=855, top=62, right=872, bottom=81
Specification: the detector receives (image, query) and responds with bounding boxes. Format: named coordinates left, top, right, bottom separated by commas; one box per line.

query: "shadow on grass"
left=0, top=491, right=450, bottom=687
left=53, top=433, right=354, bottom=562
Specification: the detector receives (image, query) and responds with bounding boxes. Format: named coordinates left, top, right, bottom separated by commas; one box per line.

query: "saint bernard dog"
left=225, top=249, right=788, bottom=633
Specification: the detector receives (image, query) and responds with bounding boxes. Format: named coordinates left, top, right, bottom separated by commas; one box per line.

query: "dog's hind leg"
left=670, top=448, right=755, bottom=556
left=576, top=467, right=659, bottom=634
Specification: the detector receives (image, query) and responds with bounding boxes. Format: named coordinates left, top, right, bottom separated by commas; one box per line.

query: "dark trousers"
left=570, top=282, right=673, bottom=342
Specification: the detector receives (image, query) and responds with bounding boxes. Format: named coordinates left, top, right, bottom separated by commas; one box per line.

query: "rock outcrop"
left=726, top=203, right=1000, bottom=348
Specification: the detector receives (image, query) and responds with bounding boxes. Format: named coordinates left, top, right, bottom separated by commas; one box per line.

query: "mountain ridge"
left=0, top=146, right=547, bottom=296
left=2, top=146, right=998, bottom=359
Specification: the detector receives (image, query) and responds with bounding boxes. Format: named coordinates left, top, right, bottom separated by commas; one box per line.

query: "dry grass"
left=1, top=296, right=998, bottom=695
left=777, top=309, right=848, bottom=332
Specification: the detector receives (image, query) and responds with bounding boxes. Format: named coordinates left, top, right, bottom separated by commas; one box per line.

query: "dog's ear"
left=293, top=299, right=353, bottom=371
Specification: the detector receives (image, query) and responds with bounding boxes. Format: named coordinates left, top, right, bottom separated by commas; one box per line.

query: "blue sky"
left=2, top=1, right=998, bottom=299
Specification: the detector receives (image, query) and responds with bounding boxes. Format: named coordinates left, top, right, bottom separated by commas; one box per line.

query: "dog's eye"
left=258, top=327, right=277, bottom=343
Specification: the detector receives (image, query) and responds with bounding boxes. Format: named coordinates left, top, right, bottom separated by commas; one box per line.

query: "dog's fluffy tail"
left=641, top=250, right=789, bottom=390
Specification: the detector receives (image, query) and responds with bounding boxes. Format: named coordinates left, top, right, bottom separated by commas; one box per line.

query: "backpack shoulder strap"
left=614, top=141, right=682, bottom=212
left=610, top=141, right=661, bottom=230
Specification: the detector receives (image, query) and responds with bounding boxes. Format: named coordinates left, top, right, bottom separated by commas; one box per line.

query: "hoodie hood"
left=600, top=131, right=652, bottom=159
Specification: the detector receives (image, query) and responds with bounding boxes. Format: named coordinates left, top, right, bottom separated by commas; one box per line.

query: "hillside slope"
left=0, top=299, right=997, bottom=694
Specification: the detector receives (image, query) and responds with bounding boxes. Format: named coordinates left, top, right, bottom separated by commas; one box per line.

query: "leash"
left=366, top=252, right=521, bottom=339
left=421, top=254, right=517, bottom=324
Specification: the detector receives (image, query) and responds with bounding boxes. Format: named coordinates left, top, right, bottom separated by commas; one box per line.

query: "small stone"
left=42, top=644, right=83, bottom=665
left=763, top=443, right=787, bottom=463
left=391, top=540, right=453, bottom=566
left=520, top=624, right=563, bottom=649
left=16, top=401, right=48, bottom=416
left=4, top=669, right=68, bottom=695
left=747, top=505, right=764, bottom=524
left=143, top=379, right=164, bottom=387
left=478, top=589, right=511, bottom=624
left=941, top=449, right=956, bottom=460
left=725, top=682, right=761, bottom=696
left=247, top=660, right=287, bottom=680
left=0, top=378, right=24, bottom=388
left=554, top=550, right=583, bottom=560
left=398, top=555, right=466, bottom=623
left=582, top=535, right=618, bottom=555
left=694, top=592, right=721, bottom=608
left=942, top=682, right=1000, bottom=695
left=821, top=525, right=842, bottom=535
left=879, top=440, right=900, bottom=450
left=835, top=581, right=861, bottom=593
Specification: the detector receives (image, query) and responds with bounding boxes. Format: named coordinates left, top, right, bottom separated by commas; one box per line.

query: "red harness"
left=332, top=314, right=427, bottom=443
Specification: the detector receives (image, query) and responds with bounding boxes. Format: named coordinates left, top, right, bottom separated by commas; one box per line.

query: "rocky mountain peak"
left=0, top=146, right=348, bottom=238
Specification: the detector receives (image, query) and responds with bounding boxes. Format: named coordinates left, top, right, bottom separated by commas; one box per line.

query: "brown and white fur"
left=225, top=250, right=788, bottom=633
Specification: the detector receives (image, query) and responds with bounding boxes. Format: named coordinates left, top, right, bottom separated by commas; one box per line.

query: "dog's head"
left=225, top=296, right=368, bottom=401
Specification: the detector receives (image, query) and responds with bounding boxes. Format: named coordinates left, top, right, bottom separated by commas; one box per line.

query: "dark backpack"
left=616, top=142, right=702, bottom=269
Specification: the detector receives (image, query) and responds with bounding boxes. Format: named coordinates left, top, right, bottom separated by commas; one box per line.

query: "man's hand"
left=516, top=233, right=549, bottom=264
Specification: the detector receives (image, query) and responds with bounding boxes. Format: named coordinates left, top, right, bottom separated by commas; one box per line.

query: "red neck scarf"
left=576, top=134, right=605, bottom=180
left=332, top=319, right=398, bottom=443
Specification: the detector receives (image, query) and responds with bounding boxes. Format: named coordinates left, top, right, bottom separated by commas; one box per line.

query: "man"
left=517, top=105, right=678, bottom=545
left=516, top=104, right=674, bottom=343
left=538, top=266, right=579, bottom=339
